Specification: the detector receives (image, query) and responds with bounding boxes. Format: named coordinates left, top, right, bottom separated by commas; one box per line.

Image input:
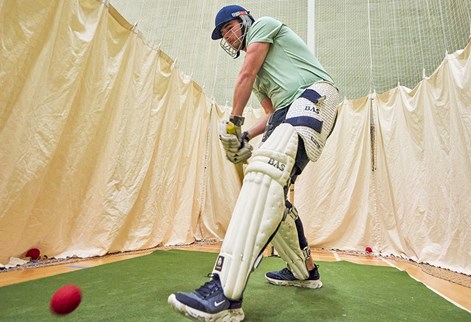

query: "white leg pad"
left=212, top=124, right=298, bottom=300
left=285, top=81, right=340, bottom=162
left=270, top=207, right=310, bottom=280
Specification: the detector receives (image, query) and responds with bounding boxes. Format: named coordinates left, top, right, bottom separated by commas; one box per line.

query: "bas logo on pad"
left=215, top=255, right=224, bottom=271
left=305, top=105, right=320, bottom=114
left=268, top=158, right=285, bottom=171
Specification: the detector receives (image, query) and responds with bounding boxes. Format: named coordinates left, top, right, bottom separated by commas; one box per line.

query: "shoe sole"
left=168, top=294, right=245, bottom=322
left=265, top=277, right=323, bottom=289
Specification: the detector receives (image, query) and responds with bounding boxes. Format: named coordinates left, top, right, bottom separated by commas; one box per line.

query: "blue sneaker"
left=265, top=265, right=323, bottom=289
left=168, top=274, right=244, bottom=321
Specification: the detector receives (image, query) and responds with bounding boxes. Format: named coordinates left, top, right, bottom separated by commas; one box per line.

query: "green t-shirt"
left=246, top=16, right=334, bottom=110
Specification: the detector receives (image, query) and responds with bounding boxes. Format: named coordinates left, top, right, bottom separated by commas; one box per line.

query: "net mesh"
left=110, top=0, right=471, bottom=103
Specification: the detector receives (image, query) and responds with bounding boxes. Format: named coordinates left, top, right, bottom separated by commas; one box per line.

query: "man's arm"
left=231, top=42, right=270, bottom=117
left=246, top=97, right=274, bottom=139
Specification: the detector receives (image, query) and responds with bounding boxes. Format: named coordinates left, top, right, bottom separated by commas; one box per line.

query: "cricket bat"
left=226, top=121, right=245, bottom=183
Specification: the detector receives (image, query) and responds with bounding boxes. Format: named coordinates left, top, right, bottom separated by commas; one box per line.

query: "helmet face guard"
left=212, top=5, right=254, bottom=58
left=220, top=34, right=242, bottom=58
left=219, top=15, right=253, bottom=58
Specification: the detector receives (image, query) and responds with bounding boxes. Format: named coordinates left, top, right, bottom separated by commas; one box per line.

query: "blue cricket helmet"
left=211, top=5, right=254, bottom=40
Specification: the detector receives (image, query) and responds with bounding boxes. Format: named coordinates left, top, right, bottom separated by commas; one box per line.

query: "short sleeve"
left=247, top=17, right=283, bottom=45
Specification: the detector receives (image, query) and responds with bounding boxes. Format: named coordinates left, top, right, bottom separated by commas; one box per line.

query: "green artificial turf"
left=0, top=250, right=469, bottom=321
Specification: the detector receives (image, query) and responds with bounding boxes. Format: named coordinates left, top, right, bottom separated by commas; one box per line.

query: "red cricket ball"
left=365, top=246, right=373, bottom=253
left=50, top=285, right=82, bottom=315
left=25, top=248, right=41, bottom=260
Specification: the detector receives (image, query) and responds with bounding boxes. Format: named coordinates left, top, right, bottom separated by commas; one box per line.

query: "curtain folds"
left=0, top=0, right=239, bottom=262
left=297, top=45, right=471, bottom=274
left=1, top=0, right=469, bottom=274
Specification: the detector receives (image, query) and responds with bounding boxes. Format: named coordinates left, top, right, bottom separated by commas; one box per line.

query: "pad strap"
left=301, top=89, right=325, bottom=104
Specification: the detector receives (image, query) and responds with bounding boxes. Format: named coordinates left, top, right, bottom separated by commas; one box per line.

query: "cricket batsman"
left=168, top=5, right=340, bottom=321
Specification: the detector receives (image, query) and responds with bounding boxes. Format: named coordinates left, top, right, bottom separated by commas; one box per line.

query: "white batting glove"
left=226, top=131, right=252, bottom=163
left=219, top=121, right=241, bottom=153
left=219, top=120, right=253, bottom=164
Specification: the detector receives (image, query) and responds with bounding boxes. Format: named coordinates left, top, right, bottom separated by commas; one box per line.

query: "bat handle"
left=226, top=121, right=236, bottom=134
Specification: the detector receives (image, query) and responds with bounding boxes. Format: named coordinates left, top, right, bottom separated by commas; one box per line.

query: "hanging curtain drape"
left=297, top=44, right=471, bottom=274
left=0, top=0, right=240, bottom=263
left=1, top=0, right=469, bottom=274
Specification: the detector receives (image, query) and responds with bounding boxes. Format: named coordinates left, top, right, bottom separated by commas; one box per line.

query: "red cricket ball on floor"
left=50, top=285, right=82, bottom=315
left=365, top=246, right=373, bottom=253
left=25, top=248, right=41, bottom=260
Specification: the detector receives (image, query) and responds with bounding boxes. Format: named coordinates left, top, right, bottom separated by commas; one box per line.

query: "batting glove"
left=225, top=131, right=252, bottom=164
left=219, top=116, right=252, bottom=164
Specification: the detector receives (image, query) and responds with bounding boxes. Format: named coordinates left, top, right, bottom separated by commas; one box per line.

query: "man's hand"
left=219, top=120, right=252, bottom=164
left=226, top=130, right=252, bottom=164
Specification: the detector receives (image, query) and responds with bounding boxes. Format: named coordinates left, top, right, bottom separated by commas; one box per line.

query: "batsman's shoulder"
left=253, top=16, right=282, bottom=28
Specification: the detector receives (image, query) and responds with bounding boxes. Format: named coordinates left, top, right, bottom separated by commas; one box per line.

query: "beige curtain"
left=1, top=0, right=470, bottom=275
left=297, top=43, right=471, bottom=274
left=0, top=0, right=241, bottom=263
